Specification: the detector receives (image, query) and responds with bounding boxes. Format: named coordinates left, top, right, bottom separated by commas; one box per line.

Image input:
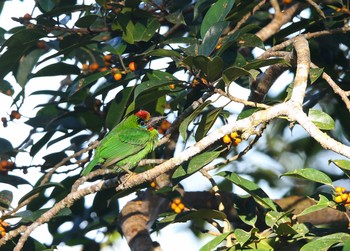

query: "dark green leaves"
left=200, top=0, right=234, bottom=38
left=31, top=62, right=81, bottom=78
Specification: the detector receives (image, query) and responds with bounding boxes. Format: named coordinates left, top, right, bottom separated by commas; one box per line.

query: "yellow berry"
left=169, top=84, right=176, bottom=89
left=334, top=195, right=343, bottom=203
left=222, top=135, right=232, bottom=144
left=113, top=73, right=122, bottom=81
left=150, top=181, right=156, bottom=188
left=342, top=193, right=349, bottom=201
left=230, top=132, right=238, bottom=139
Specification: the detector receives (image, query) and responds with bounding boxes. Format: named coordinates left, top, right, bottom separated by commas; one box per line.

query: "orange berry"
left=283, top=0, right=292, bottom=4
left=89, top=62, right=99, bottom=72
left=169, top=84, right=176, bottom=89
left=0, top=160, right=8, bottom=168
left=173, top=198, right=181, bottom=205
left=222, top=135, right=232, bottom=144
left=129, top=62, right=137, bottom=71
left=113, top=73, right=122, bottom=81
left=104, top=54, right=112, bottom=62
left=150, top=181, right=156, bottom=188
left=10, top=110, right=21, bottom=120
left=335, top=195, right=343, bottom=203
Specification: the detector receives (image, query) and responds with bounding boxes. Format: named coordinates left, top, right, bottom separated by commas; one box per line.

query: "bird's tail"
left=81, top=158, right=101, bottom=176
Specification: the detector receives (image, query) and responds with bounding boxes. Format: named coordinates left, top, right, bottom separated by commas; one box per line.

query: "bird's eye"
left=138, top=118, right=147, bottom=128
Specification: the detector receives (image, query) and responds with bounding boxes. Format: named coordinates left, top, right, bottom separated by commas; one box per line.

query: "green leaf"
left=1, top=29, right=47, bottom=51
left=296, top=194, right=330, bottom=217
left=195, top=107, right=223, bottom=141
left=308, top=109, right=335, bottom=130
left=179, top=100, right=211, bottom=140
left=330, top=159, right=350, bottom=170
left=199, top=21, right=229, bottom=56
left=218, top=172, right=278, bottom=210
left=30, top=131, right=55, bottom=157
left=75, top=14, right=99, bottom=28
left=234, top=228, right=251, bottom=246
left=18, top=182, right=65, bottom=205
left=222, top=66, right=254, bottom=84
left=237, top=33, right=264, bottom=49
left=0, top=190, right=13, bottom=210
left=329, top=159, right=350, bottom=178
left=134, top=71, right=179, bottom=99
left=106, top=87, right=134, bottom=130
left=145, top=48, right=182, bottom=58
left=281, top=168, right=332, bottom=186
left=300, top=233, right=350, bottom=251
left=206, top=57, right=224, bottom=82
left=133, top=17, right=160, bottom=42
left=200, top=0, right=234, bottom=38
left=31, top=62, right=81, bottom=78
left=172, top=151, right=221, bottom=181
left=16, top=49, right=43, bottom=87
left=165, top=10, right=186, bottom=25
left=0, top=80, right=14, bottom=96
left=0, top=138, right=13, bottom=155
left=0, top=174, right=31, bottom=188
left=199, top=231, right=233, bottom=251
left=243, top=58, right=289, bottom=71
left=309, top=67, right=324, bottom=84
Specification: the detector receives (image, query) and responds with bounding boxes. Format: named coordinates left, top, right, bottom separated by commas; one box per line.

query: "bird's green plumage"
left=81, top=110, right=159, bottom=176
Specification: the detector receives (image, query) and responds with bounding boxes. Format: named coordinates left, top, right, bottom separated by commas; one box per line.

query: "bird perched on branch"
left=81, top=110, right=163, bottom=176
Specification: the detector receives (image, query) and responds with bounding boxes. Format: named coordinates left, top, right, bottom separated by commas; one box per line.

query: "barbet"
left=81, top=110, right=161, bottom=175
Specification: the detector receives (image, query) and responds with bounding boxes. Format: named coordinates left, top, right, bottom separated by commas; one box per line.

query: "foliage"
left=0, top=0, right=350, bottom=250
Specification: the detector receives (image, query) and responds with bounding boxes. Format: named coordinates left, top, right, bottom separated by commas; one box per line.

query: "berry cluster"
left=222, top=131, right=242, bottom=146
left=333, top=186, right=350, bottom=206
left=81, top=55, right=137, bottom=82
left=0, top=220, right=9, bottom=237
left=2, top=110, right=21, bottom=127
left=171, top=198, right=185, bottom=214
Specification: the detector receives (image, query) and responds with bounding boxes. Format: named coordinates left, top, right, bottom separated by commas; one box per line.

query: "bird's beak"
left=148, top=116, right=166, bottom=128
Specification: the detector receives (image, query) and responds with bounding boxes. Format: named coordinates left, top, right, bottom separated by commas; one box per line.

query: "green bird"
left=81, top=110, right=162, bottom=176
